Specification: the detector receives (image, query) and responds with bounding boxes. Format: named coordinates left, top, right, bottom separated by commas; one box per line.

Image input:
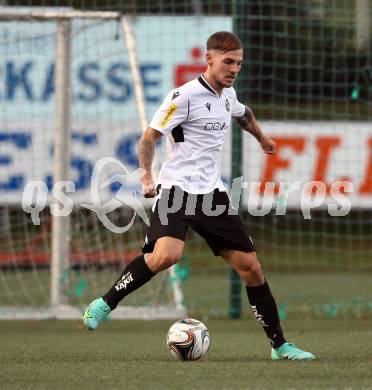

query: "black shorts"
left=142, top=186, right=255, bottom=256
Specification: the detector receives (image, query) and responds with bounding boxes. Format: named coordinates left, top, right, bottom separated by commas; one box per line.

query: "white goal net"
left=0, top=8, right=186, bottom=319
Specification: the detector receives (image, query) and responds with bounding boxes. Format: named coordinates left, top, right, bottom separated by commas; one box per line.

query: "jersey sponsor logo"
left=225, top=98, right=230, bottom=112
left=159, top=103, right=177, bottom=128
left=172, top=91, right=180, bottom=100
left=205, top=102, right=211, bottom=111
left=115, top=271, right=134, bottom=291
left=204, top=122, right=226, bottom=131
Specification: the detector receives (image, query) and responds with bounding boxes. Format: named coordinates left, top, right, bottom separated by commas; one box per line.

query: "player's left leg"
left=220, top=249, right=316, bottom=361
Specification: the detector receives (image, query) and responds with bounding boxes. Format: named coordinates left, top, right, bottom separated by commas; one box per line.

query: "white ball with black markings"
left=166, top=318, right=210, bottom=361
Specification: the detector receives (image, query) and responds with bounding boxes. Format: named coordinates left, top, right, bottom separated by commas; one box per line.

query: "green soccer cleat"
left=271, top=342, right=316, bottom=361
left=83, top=298, right=111, bottom=331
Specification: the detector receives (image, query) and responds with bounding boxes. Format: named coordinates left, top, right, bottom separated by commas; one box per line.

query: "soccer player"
left=83, top=31, right=315, bottom=361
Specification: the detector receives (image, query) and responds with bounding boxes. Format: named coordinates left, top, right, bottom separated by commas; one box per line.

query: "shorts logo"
left=225, top=98, right=230, bottom=112
left=159, top=103, right=177, bottom=128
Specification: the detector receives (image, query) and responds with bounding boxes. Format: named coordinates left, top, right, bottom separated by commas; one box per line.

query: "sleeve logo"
left=159, top=103, right=177, bottom=128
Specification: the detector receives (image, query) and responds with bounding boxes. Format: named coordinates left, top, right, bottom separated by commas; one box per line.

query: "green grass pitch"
left=1, top=318, right=371, bottom=390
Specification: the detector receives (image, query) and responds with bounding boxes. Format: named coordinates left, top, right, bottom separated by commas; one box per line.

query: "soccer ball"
left=166, top=318, right=210, bottom=361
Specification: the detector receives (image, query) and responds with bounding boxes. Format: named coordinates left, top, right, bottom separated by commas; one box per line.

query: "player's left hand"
left=260, top=136, right=276, bottom=154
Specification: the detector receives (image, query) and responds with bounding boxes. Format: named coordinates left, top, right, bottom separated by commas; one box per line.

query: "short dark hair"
left=207, top=31, right=242, bottom=53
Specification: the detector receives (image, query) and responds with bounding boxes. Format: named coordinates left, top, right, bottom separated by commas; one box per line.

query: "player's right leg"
left=83, top=237, right=184, bottom=331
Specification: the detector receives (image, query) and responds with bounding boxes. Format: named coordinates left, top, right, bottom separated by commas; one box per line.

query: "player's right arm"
left=138, top=128, right=163, bottom=198
left=138, top=89, right=188, bottom=198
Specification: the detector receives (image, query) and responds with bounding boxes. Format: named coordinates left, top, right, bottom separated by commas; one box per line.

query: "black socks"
left=103, top=256, right=285, bottom=349
left=246, top=280, right=286, bottom=349
left=103, top=255, right=155, bottom=310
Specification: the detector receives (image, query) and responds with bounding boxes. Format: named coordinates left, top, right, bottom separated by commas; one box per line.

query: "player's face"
left=207, top=49, right=243, bottom=88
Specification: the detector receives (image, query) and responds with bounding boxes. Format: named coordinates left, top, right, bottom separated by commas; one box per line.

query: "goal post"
left=0, top=8, right=186, bottom=319
left=51, top=17, right=72, bottom=308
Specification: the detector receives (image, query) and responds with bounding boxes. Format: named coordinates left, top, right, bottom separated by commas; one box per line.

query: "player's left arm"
left=235, top=106, right=276, bottom=155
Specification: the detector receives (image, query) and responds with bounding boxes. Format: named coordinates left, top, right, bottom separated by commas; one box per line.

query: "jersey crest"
left=225, top=98, right=230, bottom=112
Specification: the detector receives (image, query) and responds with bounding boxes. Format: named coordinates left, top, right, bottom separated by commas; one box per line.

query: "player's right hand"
left=142, top=179, right=157, bottom=198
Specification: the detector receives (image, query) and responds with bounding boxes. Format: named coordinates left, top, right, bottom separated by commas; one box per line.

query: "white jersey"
left=149, top=74, right=246, bottom=194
